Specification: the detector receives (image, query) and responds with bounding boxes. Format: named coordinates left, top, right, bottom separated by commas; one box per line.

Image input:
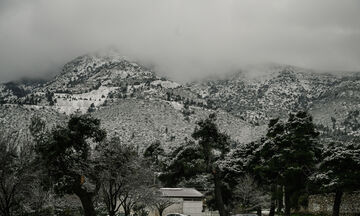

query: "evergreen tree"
left=220, top=140, right=271, bottom=215
left=312, top=141, right=360, bottom=216
left=144, top=140, right=165, bottom=169
left=256, top=111, right=320, bottom=216
left=32, top=114, right=106, bottom=216
left=160, top=113, right=230, bottom=216
left=88, top=103, right=96, bottom=113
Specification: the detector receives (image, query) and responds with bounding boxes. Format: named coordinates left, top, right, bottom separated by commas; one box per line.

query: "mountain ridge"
left=1, top=52, right=360, bottom=150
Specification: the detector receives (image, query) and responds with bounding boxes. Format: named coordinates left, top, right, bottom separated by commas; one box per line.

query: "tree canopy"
left=32, top=114, right=106, bottom=216
left=255, top=111, right=321, bottom=216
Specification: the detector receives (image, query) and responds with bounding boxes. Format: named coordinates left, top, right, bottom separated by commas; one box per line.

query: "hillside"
left=1, top=52, right=360, bottom=151
left=187, top=65, right=360, bottom=133
left=0, top=52, right=262, bottom=150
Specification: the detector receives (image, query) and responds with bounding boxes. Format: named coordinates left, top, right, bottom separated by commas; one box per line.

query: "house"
left=152, top=188, right=204, bottom=216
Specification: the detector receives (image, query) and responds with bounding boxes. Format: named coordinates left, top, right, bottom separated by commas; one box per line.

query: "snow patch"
left=169, top=101, right=184, bottom=110
left=151, top=80, right=180, bottom=89
left=54, top=86, right=118, bottom=115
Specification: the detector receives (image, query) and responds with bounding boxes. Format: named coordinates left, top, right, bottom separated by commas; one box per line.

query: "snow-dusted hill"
left=1, top=51, right=360, bottom=150
left=187, top=65, right=360, bottom=134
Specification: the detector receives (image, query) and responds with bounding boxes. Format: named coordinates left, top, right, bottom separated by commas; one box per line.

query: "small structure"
left=153, top=188, right=204, bottom=216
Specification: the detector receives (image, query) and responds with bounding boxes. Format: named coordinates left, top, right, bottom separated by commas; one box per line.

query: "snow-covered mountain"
left=188, top=64, right=360, bottom=132
left=1, top=51, right=360, bottom=150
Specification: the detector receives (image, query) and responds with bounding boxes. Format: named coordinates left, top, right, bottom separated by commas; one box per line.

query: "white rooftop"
left=160, top=188, right=204, bottom=198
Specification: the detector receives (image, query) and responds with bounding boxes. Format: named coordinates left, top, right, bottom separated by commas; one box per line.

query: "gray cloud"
left=0, top=0, right=359, bottom=82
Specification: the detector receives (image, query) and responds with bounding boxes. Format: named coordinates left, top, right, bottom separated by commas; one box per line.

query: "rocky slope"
left=0, top=52, right=262, bottom=150
left=188, top=64, right=360, bottom=134
left=1, top=52, right=359, bottom=150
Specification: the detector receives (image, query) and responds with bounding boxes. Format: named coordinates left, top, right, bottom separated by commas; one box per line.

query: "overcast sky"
left=0, top=0, right=360, bottom=82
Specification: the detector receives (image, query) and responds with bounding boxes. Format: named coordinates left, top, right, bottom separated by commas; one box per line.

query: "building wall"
left=308, top=192, right=360, bottom=215
left=183, top=200, right=203, bottom=216
left=163, top=199, right=183, bottom=215
left=150, top=198, right=203, bottom=216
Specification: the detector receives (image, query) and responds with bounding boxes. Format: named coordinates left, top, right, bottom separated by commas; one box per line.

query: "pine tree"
left=144, top=140, right=165, bottom=170
left=312, top=141, right=360, bottom=216
left=32, top=114, right=106, bottom=216
left=256, top=111, right=320, bottom=216
left=160, top=113, right=230, bottom=216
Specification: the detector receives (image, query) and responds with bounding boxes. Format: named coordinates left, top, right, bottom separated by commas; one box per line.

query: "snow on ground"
left=169, top=101, right=184, bottom=110
left=54, top=86, right=118, bottom=114
left=151, top=80, right=181, bottom=89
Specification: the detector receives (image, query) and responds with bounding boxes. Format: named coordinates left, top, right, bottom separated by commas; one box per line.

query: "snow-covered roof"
left=160, top=188, right=204, bottom=198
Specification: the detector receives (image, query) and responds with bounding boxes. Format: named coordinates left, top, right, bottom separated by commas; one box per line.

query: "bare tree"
left=0, top=129, right=37, bottom=216
left=96, top=137, right=155, bottom=216
left=152, top=191, right=174, bottom=216
left=96, top=137, right=135, bottom=216
left=118, top=159, right=154, bottom=216
left=233, top=175, right=269, bottom=214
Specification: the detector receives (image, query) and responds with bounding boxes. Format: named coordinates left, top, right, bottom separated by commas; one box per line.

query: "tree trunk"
left=332, top=190, right=343, bottom=216
left=75, top=187, right=96, bottom=216
left=109, top=210, right=115, bottom=216
left=159, top=208, right=164, bottom=216
left=268, top=184, right=276, bottom=216
left=213, top=173, right=227, bottom=216
left=256, top=207, right=262, bottom=216
left=284, top=187, right=291, bottom=216
left=269, top=196, right=275, bottom=216
left=277, top=186, right=283, bottom=213
left=123, top=205, right=131, bottom=216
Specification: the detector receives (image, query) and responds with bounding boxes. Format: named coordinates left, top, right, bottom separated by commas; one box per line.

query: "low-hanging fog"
left=0, top=0, right=359, bottom=82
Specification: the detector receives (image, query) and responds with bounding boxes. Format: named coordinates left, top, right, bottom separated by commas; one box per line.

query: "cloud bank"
left=0, top=0, right=360, bottom=82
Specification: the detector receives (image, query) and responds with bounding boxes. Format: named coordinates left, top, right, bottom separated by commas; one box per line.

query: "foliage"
left=32, top=114, right=106, bottom=216
left=4, top=82, right=28, bottom=98
left=255, top=111, right=321, bottom=215
left=314, top=142, right=360, bottom=192
left=160, top=113, right=230, bottom=216
left=87, top=103, right=96, bottom=113
left=143, top=140, right=165, bottom=170
left=343, top=110, right=360, bottom=133
left=311, top=141, right=360, bottom=216
left=219, top=140, right=269, bottom=212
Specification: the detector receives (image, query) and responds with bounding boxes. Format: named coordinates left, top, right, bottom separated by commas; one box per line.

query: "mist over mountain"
left=1, top=0, right=360, bottom=82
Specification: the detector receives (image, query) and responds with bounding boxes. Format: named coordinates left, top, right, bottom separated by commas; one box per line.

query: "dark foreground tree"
left=31, top=114, right=106, bottom=216
left=312, top=141, right=360, bottom=216
left=161, top=114, right=230, bottom=216
left=256, top=111, right=320, bottom=216
left=221, top=140, right=271, bottom=215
